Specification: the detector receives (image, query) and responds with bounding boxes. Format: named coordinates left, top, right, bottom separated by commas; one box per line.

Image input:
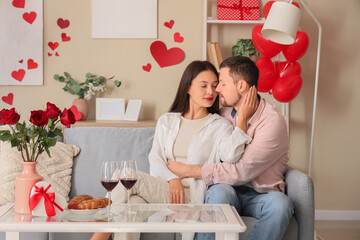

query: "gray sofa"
left=1, top=126, right=314, bottom=240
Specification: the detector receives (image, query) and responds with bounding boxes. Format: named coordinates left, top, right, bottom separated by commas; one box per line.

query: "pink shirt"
left=201, top=98, right=289, bottom=193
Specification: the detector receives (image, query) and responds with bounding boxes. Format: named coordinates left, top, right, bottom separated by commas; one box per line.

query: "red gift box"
left=217, top=0, right=260, bottom=20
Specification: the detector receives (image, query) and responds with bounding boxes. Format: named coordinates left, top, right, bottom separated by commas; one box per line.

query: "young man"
left=168, top=56, right=294, bottom=240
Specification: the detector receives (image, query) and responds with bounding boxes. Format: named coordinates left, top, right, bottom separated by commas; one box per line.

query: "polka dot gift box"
left=217, top=0, right=260, bottom=20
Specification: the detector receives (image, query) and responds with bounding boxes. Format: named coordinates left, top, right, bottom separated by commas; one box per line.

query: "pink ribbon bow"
left=29, top=184, right=63, bottom=216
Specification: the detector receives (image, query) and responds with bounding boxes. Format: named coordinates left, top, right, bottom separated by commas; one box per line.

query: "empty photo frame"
left=124, top=99, right=142, bottom=121
left=96, top=98, right=125, bottom=120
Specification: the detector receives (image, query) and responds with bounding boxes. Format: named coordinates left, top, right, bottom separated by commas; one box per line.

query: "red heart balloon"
left=272, top=75, right=303, bottom=102
left=256, top=57, right=276, bottom=93
left=283, top=31, right=309, bottom=62
left=263, top=1, right=275, bottom=19
left=274, top=61, right=302, bottom=79
left=252, top=25, right=284, bottom=59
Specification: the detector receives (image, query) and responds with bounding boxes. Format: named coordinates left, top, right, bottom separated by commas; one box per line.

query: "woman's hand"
left=235, top=86, right=259, bottom=133
left=168, top=178, right=185, bottom=204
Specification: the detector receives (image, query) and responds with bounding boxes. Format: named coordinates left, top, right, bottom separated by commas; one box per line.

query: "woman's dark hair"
left=169, top=61, right=220, bottom=115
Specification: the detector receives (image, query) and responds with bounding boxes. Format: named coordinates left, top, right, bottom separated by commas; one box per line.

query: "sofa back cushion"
left=64, top=127, right=155, bottom=199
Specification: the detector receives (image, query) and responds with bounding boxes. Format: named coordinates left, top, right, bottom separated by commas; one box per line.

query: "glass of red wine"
left=119, top=160, right=138, bottom=215
left=100, top=161, right=119, bottom=217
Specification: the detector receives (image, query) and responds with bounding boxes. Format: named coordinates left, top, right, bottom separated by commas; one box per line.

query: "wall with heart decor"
left=0, top=0, right=360, bottom=214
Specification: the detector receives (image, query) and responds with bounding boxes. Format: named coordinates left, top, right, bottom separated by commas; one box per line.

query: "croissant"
left=77, top=197, right=111, bottom=210
left=67, top=195, right=94, bottom=209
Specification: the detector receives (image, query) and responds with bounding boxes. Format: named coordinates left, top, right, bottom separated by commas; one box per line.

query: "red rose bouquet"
left=0, top=102, right=77, bottom=162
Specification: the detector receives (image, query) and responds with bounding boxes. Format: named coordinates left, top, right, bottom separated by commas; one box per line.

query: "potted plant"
left=232, top=39, right=259, bottom=62
left=53, top=72, right=121, bottom=120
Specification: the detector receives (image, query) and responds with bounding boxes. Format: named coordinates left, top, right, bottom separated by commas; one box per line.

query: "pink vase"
left=72, top=98, right=89, bottom=120
left=15, top=162, right=43, bottom=215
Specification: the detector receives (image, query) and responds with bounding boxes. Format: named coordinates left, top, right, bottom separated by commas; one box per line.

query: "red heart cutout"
left=174, top=32, right=184, bottom=43
left=19, top=59, right=23, bottom=63
left=11, top=69, right=26, bottom=82
left=48, top=42, right=59, bottom=51
left=150, top=41, right=185, bottom=68
left=252, top=24, right=284, bottom=58
left=2, top=93, right=14, bottom=105
left=48, top=52, right=52, bottom=56
left=164, top=20, right=174, bottom=29
left=61, top=33, right=71, bottom=42
left=57, top=18, right=70, bottom=29
left=55, top=52, right=59, bottom=56
left=70, top=105, right=82, bottom=121
left=12, top=0, right=25, bottom=8
left=23, top=11, right=37, bottom=24
left=27, top=59, right=38, bottom=70
left=142, top=63, right=152, bottom=72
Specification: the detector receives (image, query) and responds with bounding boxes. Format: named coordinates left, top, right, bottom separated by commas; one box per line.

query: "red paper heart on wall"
left=70, top=105, right=82, bottom=121
left=61, top=33, right=71, bottom=42
left=12, top=0, right=25, bottom=8
left=57, top=18, right=70, bottom=29
left=2, top=93, right=14, bottom=105
left=11, top=69, right=25, bottom=82
left=48, top=42, right=59, bottom=50
left=150, top=41, right=185, bottom=68
left=23, top=12, right=37, bottom=24
left=174, top=32, right=184, bottom=43
left=142, top=63, right=152, bottom=72
left=164, top=20, right=174, bottom=29
left=27, top=59, right=38, bottom=69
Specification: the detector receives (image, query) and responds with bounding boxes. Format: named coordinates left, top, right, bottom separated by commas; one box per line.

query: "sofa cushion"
left=0, top=141, right=80, bottom=204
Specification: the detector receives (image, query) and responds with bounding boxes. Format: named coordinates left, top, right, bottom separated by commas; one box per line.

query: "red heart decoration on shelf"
left=2, top=93, right=14, bottom=105
left=57, top=18, right=70, bottom=29
left=12, top=0, right=25, bottom=8
left=27, top=59, right=38, bottom=70
left=174, top=32, right=184, bottom=43
left=70, top=105, right=82, bottom=121
left=150, top=41, right=185, bottom=68
left=23, top=11, right=37, bottom=24
left=142, top=63, right=152, bottom=72
left=11, top=69, right=26, bottom=82
left=48, top=42, right=59, bottom=51
left=61, top=33, right=71, bottom=42
left=164, top=20, right=174, bottom=29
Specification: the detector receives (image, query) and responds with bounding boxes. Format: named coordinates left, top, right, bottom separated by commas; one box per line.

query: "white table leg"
left=6, top=232, right=19, bottom=240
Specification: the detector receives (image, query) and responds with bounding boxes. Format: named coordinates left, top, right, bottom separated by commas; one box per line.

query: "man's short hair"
left=220, top=56, right=259, bottom=88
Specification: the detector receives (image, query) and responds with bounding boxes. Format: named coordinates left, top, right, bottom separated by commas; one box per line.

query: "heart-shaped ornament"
left=27, top=59, right=38, bottom=70
left=48, top=42, right=59, bottom=51
left=142, top=63, right=152, bottom=72
left=57, top=18, right=70, bottom=29
left=150, top=41, right=185, bottom=68
left=11, top=69, right=26, bottom=82
left=61, top=33, right=71, bottom=42
left=164, top=20, right=174, bottom=29
left=2, top=93, right=14, bottom=105
left=23, top=11, right=37, bottom=24
left=174, top=32, right=184, bottom=43
left=12, top=0, right=25, bottom=8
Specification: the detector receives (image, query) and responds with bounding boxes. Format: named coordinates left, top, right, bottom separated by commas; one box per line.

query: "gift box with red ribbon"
left=217, top=0, right=260, bottom=20
left=29, top=181, right=67, bottom=217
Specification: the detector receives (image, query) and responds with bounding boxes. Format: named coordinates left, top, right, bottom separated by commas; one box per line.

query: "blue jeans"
left=195, top=184, right=294, bottom=240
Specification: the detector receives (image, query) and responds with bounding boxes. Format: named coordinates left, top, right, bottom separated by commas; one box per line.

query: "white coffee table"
left=0, top=203, right=246, bottom=240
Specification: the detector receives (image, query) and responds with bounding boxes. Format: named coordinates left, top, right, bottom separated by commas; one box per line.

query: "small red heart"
left=164, top=20, right=174, bottom=29
left=2, top=93, right=14, bottom=105
left=150, top=41, right=185, bottom=68
left=174, top=32, right=184, bottom=43
left=23, top=11, right=37, bottom=24
left=48, top=52, right=52, bottom=56
left=55, top=52, right=59, bottom=56
left=70, top=105, right=82, bottom=121
left=61, top=33, right=71, bottom=42
left=12, top=0, right=25, bottom=8
left=48, top=42, right=59, bottom=51
left=11, top=69, right=26, bottom=82
left=19, top=59, right=23, bottom=63
left=142, top=63, right=152, bottom=72
left=57, top=18, right=70, bottom=29
left=27, top=59, right=38, bottom=70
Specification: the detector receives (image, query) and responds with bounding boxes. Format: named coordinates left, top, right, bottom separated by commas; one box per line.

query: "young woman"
left=91, top=60, right=257, bottom=240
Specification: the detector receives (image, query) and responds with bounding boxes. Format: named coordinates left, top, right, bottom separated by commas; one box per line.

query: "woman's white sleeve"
left=148, top=117, right=179, bottom=181
left=218, top=121, right=252, bottom=163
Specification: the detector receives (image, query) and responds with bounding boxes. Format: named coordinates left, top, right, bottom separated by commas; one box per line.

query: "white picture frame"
left=124, top=99, right=142, bottom=121
left=96, top=98, right=125, bottom=120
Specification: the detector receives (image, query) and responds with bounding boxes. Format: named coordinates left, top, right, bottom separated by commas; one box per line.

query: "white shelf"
left=207, top=17, right=265, bottom=24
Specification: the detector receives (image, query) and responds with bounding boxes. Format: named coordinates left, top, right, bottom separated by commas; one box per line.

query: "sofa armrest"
left=285, top=168, right=314, bottom=240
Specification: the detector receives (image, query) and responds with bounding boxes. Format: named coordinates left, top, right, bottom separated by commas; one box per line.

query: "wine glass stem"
left=127, top=189, right=130, bottom=211
left=108, top=191, right=111, bottom=216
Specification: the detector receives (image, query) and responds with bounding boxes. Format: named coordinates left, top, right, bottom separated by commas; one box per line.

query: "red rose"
left=45, top=102, right=61, bottom=120
left=30, top=110, right=49, bottom=127
left=0, top=108, right=20, bottom=125
left=60, top=108, right=76, bottom=128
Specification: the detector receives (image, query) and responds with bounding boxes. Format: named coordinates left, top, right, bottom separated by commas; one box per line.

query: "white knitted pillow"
left=0, top=141, right=80, bottom=204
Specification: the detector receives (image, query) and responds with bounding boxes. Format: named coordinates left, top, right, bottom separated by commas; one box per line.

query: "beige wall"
left=1, top=0, right=359, bottom=211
